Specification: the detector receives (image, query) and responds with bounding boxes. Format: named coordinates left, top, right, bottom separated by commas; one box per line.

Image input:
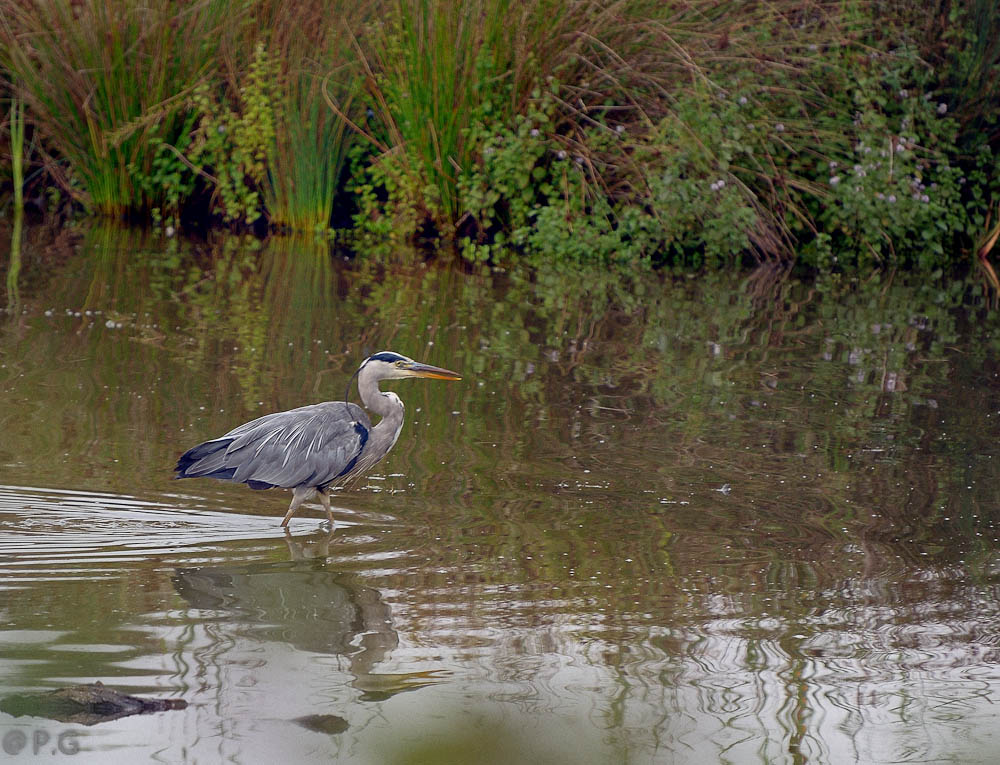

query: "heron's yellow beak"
left=408, top=362, right=462, bottom=380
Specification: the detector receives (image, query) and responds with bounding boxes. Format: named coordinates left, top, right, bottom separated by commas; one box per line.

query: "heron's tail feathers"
left=174, top=439, right=237, bottom=481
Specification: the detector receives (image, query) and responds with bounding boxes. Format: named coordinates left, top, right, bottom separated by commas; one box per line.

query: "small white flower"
left=937, top=102, right=948, bottom=115
left=615, top=125, right=625, bottom=134
left=888, top=194, right=896, bottom=203
left=921, top=194, right=930, bottom=203
left=775, top=123, right=785, bottom=132
left=829, top=161, right=838, bottom=169
left=899, top=89, right=908, bottom=98
left=530, top=128, right=540, bottom=138
left=829, top=176, right=841, bottom=185
left=556, top=150, right=567, bottom=160
left=738, top=96, right=748, bottom=105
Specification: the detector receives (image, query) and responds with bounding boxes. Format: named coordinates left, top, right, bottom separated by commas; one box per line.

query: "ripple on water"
left=0, top=484, right=334, bottom=578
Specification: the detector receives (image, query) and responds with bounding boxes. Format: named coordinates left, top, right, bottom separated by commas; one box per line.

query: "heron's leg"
left=318, top=490, right=335, bottom=527
left=281, top=487, right=313, bottom=527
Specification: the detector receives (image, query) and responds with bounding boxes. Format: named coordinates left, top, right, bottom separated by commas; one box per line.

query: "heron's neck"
left=358, top=372, right=400, bottom=421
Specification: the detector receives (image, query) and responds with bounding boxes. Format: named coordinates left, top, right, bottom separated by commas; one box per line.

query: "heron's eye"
left=395, top=360, right=406, bottom=368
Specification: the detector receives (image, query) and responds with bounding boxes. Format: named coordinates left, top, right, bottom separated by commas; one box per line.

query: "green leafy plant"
left=184, top=42, right=277, bottom=226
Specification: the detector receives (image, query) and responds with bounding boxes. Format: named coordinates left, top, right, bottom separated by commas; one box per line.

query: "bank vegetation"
left=0, top=0, right=997, bottom=274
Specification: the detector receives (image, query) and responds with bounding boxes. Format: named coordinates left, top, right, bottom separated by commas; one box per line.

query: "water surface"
left=2, top=225, right=1000, bottom=763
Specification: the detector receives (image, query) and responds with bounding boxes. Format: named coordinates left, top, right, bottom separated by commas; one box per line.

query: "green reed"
left=9, top=95, right=23, bottom=213
left=0, top=0, right=230, bottom=217
left=259, top=0, right=368, bottom=233
left=263, top=72, right=355, bottom=233
left=351, top=0, right=630, bottom=240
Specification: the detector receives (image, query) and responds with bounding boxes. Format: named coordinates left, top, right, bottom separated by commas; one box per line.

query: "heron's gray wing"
left=218, top=402, right=371, bottom=489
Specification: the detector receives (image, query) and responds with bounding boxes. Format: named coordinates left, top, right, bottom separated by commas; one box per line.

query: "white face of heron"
left=360, top=352, right=418, bottom=380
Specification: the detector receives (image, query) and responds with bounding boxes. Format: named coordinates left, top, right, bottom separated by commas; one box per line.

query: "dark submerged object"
left=293, top=714, right=350, bottom=735
left=175, top=351, right=462, bottom=526
left=0, top=682, right=186, bottom=725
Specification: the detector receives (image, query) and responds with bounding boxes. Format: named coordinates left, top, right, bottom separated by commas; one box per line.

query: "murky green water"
left=2, top=223, right=1000, bottom=763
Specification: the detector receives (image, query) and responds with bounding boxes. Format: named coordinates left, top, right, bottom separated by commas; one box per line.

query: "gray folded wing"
left=177, top=402, right=371, bottom=489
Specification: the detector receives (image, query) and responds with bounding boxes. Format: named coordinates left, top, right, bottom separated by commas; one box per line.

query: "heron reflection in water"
left=175, top=351, right=462, bottom=526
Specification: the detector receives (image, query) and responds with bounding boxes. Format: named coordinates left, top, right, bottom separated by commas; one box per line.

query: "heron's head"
left=361, top=351, right=462, bottom=381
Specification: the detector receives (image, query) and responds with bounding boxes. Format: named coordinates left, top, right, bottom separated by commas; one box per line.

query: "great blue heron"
left=174, top=351, right=462, bottom=526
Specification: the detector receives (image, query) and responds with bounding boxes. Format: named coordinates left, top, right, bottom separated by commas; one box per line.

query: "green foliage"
left=351, top=0, right=619, bottom=243
left=457, top=68, right=786, bottom=266
left=452, top=5, right=996, bottom=272
left=257, top=0, right=368, bottom=235
left=156, top=2, right=366, bottom=234
left=186, top=43, right=278, bottom=226
left=637, top=87, right=767, bottom=267
left=793, top=43, right=996, bottom=271
left=457, top=91, right=659, bottom=267
left=349, top=142, right=436, bottom=250
left=137, top=117, right=199, bottom=228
